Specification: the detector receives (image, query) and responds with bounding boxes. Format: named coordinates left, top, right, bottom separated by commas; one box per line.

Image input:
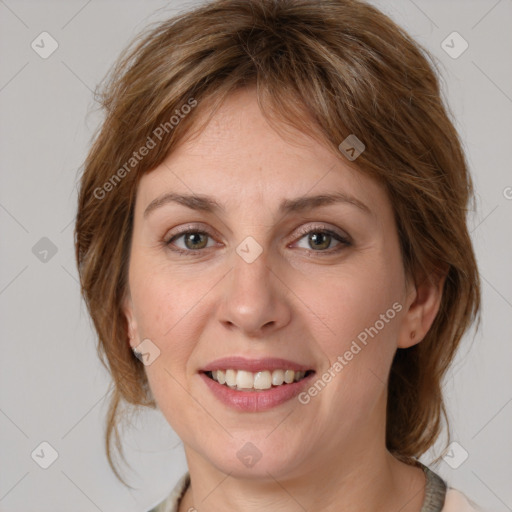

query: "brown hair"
left=74, top=0, right=480, bottom=486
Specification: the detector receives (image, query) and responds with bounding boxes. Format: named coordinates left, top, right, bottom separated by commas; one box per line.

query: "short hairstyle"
left=74, top=0, right=481, bottom=486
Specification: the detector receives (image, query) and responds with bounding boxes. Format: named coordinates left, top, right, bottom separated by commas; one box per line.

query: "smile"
left=204, top=369, right=314, bottom=391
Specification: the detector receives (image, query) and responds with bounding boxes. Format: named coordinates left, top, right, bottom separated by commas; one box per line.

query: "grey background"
left=0, top=0, right=511, bottom=511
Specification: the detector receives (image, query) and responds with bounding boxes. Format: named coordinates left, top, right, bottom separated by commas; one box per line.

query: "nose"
left=217, top=247, right=292, bottom=337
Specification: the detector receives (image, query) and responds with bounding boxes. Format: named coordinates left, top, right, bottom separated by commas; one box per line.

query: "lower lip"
left=199, top=372, right=315, bottom=412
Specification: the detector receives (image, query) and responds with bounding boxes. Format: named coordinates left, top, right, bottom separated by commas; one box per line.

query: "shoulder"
left=147, top=472, right=191, bottom=512
left=442, top=488, right=484, bottom=512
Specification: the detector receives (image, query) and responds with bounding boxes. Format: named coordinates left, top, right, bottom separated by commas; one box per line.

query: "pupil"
left=310, top=232, right=330, bottom=250
left=186, top=233, right=206, bottom=250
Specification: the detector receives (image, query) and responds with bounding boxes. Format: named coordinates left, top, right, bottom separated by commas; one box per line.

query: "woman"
left=74, top=0, right=482, bottom=510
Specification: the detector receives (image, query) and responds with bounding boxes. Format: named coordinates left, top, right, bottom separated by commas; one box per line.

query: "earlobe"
left=122, top=295, right=138, bottom=349
left=397, top=270, right=447, bottom=349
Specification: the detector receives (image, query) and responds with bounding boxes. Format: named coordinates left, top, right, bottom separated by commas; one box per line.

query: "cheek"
left=285, top=259, right=403, bottom=451
left=130, top=257, right=205, bottom=341
left=128, top=256, right=224, bottom=408
left=129, top=263, right=202, bottom=392
left=310, top=259, right=403, bottom=351
left=299, top=253, right=404, bottom=417
left=132, top=268, right=204, bottom=429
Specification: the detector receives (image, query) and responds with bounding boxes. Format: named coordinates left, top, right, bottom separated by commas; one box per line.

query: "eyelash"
left=164, top=225, right=351, bottom=257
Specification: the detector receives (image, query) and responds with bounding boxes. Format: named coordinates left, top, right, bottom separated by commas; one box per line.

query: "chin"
left=203, top=438, right=311, bottom=481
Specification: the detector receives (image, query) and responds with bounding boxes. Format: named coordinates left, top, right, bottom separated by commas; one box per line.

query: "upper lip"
left=200, top=356, right=314, bottom=373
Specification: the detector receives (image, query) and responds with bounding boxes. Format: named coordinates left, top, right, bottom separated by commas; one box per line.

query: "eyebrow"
left=143, top=191, right=372, bottom=218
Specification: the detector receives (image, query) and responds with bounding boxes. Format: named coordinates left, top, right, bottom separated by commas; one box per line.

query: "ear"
left=397, top=269, right=447, bottom=349
left=122, top=293, right=139, bottom=350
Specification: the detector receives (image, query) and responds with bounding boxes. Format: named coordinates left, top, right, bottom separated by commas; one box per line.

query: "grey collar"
left=419, top=462, right=448, bottom=512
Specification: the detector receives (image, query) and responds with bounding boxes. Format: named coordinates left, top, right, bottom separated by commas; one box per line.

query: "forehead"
left=135, top=88, right=386, bottom=220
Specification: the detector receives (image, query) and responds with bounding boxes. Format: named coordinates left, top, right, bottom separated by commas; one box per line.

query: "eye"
left=291, top=227, right=351, bottom=254
left=165, top=229, right=217, bottom=254
left=164, top=225, right=351, bottom=256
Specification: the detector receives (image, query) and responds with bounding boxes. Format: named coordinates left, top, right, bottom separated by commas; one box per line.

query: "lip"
left=200, top=356, right=314, bottom=373
left=200, top=371, right=316, bottom=412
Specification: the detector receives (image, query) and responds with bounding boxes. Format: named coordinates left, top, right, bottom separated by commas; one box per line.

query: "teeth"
left=284, top=370, right=295, bottom=384
left=209, top=369, right=308, bottom=391
left=236, top=370, right=254, bottom=389
left=272, top=369, right=284, bottom=386
left=254, top=371, right=272, bottom=389
left=225, top=369, right=237, bottom=387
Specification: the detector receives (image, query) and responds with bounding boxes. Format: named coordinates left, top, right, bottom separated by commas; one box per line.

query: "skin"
left=123, top=86, right=446, bottom=512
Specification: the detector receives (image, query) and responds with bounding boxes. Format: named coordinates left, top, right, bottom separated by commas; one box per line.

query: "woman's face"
left=123, top=87, right=423, bottom=479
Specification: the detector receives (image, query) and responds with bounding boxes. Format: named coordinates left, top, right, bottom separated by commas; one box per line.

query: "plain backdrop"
left=0, top=0, right=511, bottom=511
